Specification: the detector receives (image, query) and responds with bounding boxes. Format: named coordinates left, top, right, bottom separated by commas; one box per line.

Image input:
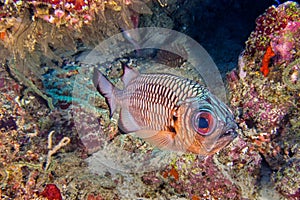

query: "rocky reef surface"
left=0, top=0, right=299, bottom=200
left=227, top=1, right=300, bottom=199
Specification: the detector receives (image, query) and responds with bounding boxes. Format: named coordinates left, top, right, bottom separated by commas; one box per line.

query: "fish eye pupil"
left=193, top=111, right=215, bottom=135
left=199, top=117, right=209, bottom=128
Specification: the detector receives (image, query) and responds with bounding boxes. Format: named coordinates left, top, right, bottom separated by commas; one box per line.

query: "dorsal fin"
left=121, top=62, right=139, bottom=87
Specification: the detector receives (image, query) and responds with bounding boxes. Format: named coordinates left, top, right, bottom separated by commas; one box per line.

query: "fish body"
left=93, top=64, right=237, bottom=155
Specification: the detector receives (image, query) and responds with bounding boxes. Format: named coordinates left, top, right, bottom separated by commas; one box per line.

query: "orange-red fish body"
left=93, top=64, right=237, bottom=155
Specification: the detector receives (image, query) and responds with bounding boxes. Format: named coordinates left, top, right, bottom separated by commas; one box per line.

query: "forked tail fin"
left=93, top=68, right=117, bottom=117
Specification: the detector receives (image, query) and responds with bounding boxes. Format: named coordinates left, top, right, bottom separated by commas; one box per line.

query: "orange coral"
left=169, top=167, right=179, bottom=180
left=0, top=31, right=5, bottom=40
left=191, top=195, right=200, bottom=200
left=163, top=166, right=179, bottom=180
left=260, top=46, right=275, bottom=77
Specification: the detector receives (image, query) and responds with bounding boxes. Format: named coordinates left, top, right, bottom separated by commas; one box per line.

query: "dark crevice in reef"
left=169, top=0, right=290, bottom=76
left=257, top=154, right=281, bottom=199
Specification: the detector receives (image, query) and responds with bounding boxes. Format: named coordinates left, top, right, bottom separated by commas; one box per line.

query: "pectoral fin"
left=135, top=130, right=177, bottom=150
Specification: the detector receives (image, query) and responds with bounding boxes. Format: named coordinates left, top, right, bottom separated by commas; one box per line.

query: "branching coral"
left=44, top=131, right=71, bottom=170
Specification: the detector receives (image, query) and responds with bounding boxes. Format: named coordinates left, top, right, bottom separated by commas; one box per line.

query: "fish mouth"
left=203, top=128, right=237, bottom=155
left=220, top=129, right=238, bottom=139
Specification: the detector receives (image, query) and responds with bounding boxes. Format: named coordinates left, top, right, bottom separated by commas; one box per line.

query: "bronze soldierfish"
left=93, top=63, right=237, bottom=155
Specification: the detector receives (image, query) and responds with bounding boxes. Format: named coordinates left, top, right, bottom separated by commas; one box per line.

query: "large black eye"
left=193, top=111, right=216, bottom=135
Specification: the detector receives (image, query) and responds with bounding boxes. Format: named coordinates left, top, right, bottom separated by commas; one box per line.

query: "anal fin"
left=118, top=108, right=141, bottom=133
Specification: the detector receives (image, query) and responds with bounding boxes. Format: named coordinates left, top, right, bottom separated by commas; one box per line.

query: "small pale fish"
left=93, top=63, right=237, bottom=155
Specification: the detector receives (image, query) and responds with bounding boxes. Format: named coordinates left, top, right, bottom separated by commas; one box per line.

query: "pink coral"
left=242, top=87, right=290, bottom=131
left=6, top=0, right=152, bottom=28
left=166, top=156, right=241, bottom=199
left=228, top=1, right=299, bottom=130
left=271, top=21, right=300, bottom=63
left=158, top=136, right=262, bottom=199
left=40, top=184, right=62, bottom=200
left=227, top=2, right=300, bottom=198
left=245, top=1, right=300, bottom=56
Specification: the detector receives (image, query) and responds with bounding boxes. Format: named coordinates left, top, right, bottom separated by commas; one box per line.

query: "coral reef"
left=245, top=1, right=300, bottom=57
left=1, top=0, right=300, bottom=199
left=215, top=136, right=262, bottom=198
left=41, top=61, right=113, bottom=155
left=0, top=67, right=48, bottom=199
left=0, top=0, right=153, bottom=111
left=272, top=148, right=300, bottom=199
left=36, top=50, right=260, bottom=199
left=227, top=1, right=300, bottom=199
left=162, top=155, right=242, bottom=199
left=0, top=63, right=121, bottom=199
left=25, top=0, right=152, bottom=28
